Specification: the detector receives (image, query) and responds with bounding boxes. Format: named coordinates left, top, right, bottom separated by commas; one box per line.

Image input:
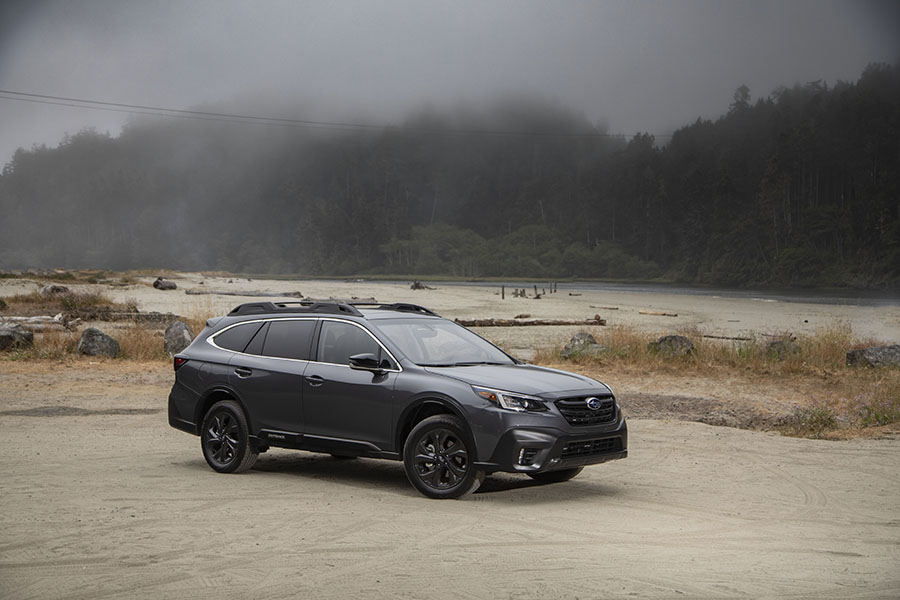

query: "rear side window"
left=261, top=320, right=316, bottom=360
left=242, top=322, right=269, bottom=355
left=213, top=322, right=263, bottom=352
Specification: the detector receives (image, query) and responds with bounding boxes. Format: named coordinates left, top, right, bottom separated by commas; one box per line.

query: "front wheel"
left=200, top=400, right=258, bottom=473
left=527, top=467, right=583, bottom=483
left=403, top=415, right=484, bottom=499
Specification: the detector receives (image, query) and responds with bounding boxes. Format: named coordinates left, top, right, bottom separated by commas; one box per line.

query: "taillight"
left=173, top=357, right=188, bottom=371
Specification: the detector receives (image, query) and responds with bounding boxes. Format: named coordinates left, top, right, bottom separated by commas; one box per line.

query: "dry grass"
left=0, top=288, right=129, bottom=317
left=535, top=322, right=873, bottom=375
left=537, top=323, right=900, bottom=437
left=779, top=372, right=900, bottom=438
left=2, top=293, right=218, bottom=364
left=117, top=325, right=169, bottom=361
left=183, top=296, right=217, bottom=337
left=3, top=322, right=167, bottom=361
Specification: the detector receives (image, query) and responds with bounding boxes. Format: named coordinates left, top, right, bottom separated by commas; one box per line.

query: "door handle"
left=305, top=375, right=325, bottom=387
left=234, top=367, right=252, bottom=378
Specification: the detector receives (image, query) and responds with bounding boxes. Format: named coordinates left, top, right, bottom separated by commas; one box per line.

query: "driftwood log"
left=455, top=315, right=606, bottom=327
left=639, top=310, right=678, bottom=317
left=185, top=289, right=304, bottom=298
left=1, top=313, right=80, bottom=331
left=60, top=310, right=183, bottom=324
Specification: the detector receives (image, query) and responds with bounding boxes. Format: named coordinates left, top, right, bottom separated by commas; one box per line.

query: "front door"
left=302, top=319, right=397, bottom=451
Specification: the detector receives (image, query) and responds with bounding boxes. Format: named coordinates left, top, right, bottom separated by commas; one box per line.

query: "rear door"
left=226, top=318, right=316, bottom=434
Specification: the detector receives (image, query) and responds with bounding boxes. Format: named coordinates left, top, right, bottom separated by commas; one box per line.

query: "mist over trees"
left=1, top=62, right=898, bottom=287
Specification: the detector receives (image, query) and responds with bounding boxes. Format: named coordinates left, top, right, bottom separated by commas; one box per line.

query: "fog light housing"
left=518, top=447, right=539, bottom=466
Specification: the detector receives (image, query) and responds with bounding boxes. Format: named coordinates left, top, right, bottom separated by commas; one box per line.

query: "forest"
left=1, top=62, right=898, bottom=288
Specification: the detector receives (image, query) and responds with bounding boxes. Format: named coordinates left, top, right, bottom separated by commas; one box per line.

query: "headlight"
left=472, top=386, right=547, bottom=412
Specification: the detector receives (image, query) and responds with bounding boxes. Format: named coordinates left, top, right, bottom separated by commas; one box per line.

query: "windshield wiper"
left=418, top=361, right=509, bottom=367
left=447, top=361, right=509, bottom=366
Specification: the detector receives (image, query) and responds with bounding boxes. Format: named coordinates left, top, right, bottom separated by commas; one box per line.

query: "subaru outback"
left=168, top=301, right=627, bottom=498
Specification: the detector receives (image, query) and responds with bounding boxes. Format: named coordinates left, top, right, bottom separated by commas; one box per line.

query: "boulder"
left=846, top=345, right=900, bottom=368
left=153, top=277, right=177, bottom=290
left=649, top=335, right=694, bottom=356
left=0, top=323, right=34, bottom=350
left=561, top=332, right=606, bottom=359
left=39, top=284, right=70, bottom=297
left=766, top=339, right=800, bottom=360
left=77, top=327, right=120, bottom=357
left=164, top=320, right=194, bottom=357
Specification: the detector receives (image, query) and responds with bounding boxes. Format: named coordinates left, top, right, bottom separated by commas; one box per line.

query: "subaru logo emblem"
left=586, top=397, right=602, bottom=410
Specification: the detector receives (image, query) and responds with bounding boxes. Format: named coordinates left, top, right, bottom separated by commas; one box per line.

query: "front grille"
left=561, top=437, right=622, bottom=458
left=555, top=395, right=617, bottom=426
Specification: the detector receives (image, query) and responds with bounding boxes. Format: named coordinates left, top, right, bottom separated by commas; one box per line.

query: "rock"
left=77, top=327, right=120, bottom=357
left=0, top=298, right=6, bottom=311
left=561, top=332, right=606, bottom=359
left=39, top=284, right=70, bottom=297
left=164, top=321, right=194, bottom=357
left=0, top=323, right=34, bottom=350
left=846, top=345, right=900, bottom=368
left=153, top=277, right=177, bottom=290
left=766, top=339, right=800, bottom=360
left=648, top=335, right=694, bottom=356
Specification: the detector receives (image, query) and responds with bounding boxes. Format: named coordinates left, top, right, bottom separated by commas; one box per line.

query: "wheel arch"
left=194, top=386, right=252, bottom=435
left=396, top=395, right=470, bottom=454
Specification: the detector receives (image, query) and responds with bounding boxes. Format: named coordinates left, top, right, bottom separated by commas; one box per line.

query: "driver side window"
left=317, top=321, right=383, bottom=366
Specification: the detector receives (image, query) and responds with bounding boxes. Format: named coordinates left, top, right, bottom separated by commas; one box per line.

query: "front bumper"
left=474, top=418, right=627, bottom=474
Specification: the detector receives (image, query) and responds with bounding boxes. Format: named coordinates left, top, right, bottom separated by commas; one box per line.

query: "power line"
left=0, top=88, right=673, bottom=138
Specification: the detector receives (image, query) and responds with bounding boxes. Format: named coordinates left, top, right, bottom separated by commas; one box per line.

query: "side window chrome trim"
left=207, top=317, right=315, bottom=363
left=206, top=316, right=402, bottom=371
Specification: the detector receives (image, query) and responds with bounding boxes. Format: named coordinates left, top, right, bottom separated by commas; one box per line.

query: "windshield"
left=372, top=318, right=514, bottom=366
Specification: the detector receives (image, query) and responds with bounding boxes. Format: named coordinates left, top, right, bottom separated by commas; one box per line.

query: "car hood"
left=423, top=363, right=610, bottom=397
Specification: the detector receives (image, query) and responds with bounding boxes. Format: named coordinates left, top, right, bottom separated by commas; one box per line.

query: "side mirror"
left=349, top=353, right=384, bottom=372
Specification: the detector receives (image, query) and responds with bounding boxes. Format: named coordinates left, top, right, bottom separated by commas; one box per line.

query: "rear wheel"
left=200, top=400, right=258, bottom=473
left=403, top=415, right=484, bottom=499
left=527, top=467, right=583, bottom=483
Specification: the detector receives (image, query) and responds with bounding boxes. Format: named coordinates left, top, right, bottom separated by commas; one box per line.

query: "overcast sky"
left=0, top=0, right=898, bottom=164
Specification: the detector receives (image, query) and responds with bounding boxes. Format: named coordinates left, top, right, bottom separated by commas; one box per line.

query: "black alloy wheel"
left=403, top=415, right=484, bottom=499
left=201, top=400, right=258, bottom=473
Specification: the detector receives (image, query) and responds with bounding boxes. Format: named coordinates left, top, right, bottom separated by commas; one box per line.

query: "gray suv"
left=168, top=301, right=627, bottom=498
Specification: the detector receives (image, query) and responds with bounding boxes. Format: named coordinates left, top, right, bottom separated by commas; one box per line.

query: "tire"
left=200, top=400, right=258, bottom=473
left=403, top=415, right=485, bottom=499
left=527, top=466, right=583, bottom=483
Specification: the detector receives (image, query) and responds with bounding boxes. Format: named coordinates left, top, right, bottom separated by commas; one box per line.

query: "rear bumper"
left=475, top=418, right=628, bottom=474
left=168, top=384, right=199, bottom=436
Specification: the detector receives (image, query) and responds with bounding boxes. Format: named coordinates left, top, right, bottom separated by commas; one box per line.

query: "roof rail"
left=227, top=301, right=437, bottom=318
left=374, top=303, right=440, bottom=317
left=228, top=301, right=363, bottom=317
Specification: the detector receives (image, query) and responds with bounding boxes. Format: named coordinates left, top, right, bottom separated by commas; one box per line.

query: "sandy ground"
left=2, top=276, right=900, bottom=597
left=0, top=361, right=898, bottom=599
